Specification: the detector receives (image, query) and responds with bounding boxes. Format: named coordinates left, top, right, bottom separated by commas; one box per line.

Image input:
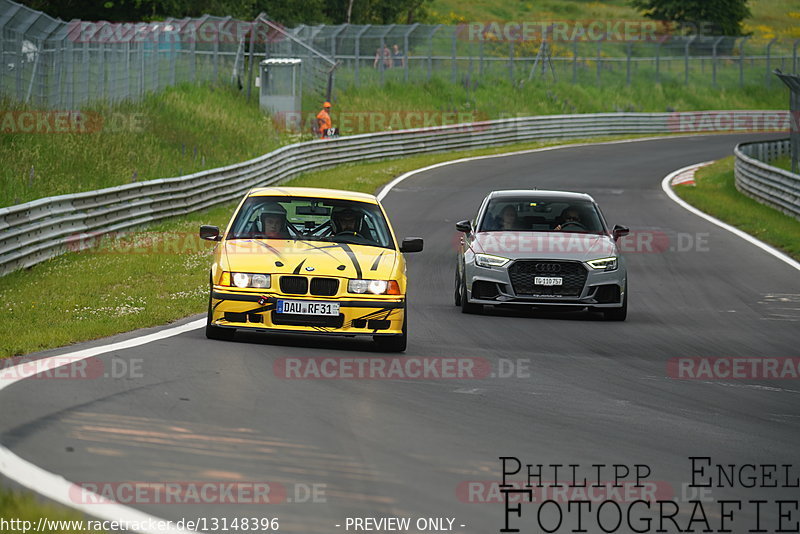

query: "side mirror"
left=612, top=225, right=630, bottom=240
left=400, top=237, right=423, bottom=253
left=200, top=225, right=221, bottom=241
left=455, top=220, right=472, bottom=233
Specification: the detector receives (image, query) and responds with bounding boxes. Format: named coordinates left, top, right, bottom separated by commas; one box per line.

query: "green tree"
left=253, top=0, right=330, bottom=26
left=630, top=0, right=751, bottom=36
left=17, top=0, right=255, bottom=21
left=323, top=0, right=431, bottom=24
left=18, top=0, right=428, bottom=25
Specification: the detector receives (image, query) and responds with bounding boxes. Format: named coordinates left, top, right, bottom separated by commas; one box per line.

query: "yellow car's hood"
left=222, top=239, right=399, bottom=280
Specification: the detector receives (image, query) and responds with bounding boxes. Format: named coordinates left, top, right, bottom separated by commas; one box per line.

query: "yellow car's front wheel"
left=205, top=289, right=235, bottom=341
left=373, top=302, right=407, bottom=352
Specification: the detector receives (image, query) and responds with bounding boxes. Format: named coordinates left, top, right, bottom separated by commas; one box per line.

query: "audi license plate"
left=276, top=300, right=339, bottom=316
left=534, top=276, right=563, bottom=286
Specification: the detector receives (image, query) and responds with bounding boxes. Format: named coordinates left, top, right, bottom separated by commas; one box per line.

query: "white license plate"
left=534, top=276, right=563, bottom=286
left=276, top=300, right=340, bottom=316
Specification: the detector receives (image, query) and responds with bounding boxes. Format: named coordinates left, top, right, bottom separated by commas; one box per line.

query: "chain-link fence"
left=0, top=0, right=255, bottom=107
left=277, top=23, right=799, bottom=91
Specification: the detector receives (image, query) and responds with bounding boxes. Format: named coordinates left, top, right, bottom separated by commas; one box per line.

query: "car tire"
left=602, top=283, right=628, bottom=321
left=205, top=288, right=236, bottom=341
left=454, top=268, right=462, bottom=306
left=206, top=324, right=236, bottom=341
left=374, top=304, right=407, bottom=352
left=460, top=276, right=482, bottom=315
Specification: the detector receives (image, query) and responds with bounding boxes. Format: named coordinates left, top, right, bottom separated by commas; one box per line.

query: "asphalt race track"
left=2, top=133, right=799, bottom=534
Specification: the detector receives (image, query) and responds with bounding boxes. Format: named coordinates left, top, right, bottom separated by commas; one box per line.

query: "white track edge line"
left=661, top=163, right=800, bottom=273
left=377, top=133, right=717, bottom=200
left=0, top=318, right=206, bottom=534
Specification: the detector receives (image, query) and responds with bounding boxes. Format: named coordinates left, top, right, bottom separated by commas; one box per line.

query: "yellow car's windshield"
left=227, top=196, right=395, bottom=249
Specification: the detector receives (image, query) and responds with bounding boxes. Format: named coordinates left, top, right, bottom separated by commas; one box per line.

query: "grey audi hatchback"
left=455, top=190, right=629, bottom=320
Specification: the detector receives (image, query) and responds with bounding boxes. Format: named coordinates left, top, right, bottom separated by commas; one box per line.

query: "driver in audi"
left=554, top=206, right=583, bottom=231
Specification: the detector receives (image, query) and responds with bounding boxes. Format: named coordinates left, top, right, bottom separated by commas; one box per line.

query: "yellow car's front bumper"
left=210, top=288, right=405, bottom=336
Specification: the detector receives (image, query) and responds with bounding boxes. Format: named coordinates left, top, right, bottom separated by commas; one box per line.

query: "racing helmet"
left=260, top=202, right=288, bottom=235
left=260, top=201, right=287, bottom=218
left=331, top=206, right=363, bottom=234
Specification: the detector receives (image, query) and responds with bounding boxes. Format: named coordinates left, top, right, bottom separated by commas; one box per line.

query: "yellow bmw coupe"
left=199, top=187, right=423, bottom=351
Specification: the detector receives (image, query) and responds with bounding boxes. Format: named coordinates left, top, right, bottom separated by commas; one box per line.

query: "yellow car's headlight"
left=229, top=272, right=271, bottom=288
left=348, top=279, right=401, bottom=295
left=587, top=257, right=618, bottom=271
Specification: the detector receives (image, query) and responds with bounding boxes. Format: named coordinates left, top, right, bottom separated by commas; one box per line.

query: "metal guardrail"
left=735, top=138, right=800, bottom=219
left=0, top=111, right=790, bottom=276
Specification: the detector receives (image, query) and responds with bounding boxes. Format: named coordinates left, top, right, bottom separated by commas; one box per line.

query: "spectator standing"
left=316, top=101, right=332, bottom=138
left=392, top=44, right=404, bottom=68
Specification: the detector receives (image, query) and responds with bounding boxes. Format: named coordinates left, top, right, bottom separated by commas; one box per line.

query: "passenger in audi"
left=499, top=205, right=521, bottom=230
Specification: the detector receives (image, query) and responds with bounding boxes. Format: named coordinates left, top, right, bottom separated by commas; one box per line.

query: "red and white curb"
left=662, top=162, right=800, bottom=273
left=669, top=162, right=712, bottom=186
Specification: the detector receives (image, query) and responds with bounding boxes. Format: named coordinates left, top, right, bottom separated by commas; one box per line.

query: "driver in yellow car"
left=260, top=203, right=290, bottom=238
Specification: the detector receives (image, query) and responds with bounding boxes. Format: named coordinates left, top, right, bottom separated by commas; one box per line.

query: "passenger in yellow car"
left=331, top=207, right=366, bottom=237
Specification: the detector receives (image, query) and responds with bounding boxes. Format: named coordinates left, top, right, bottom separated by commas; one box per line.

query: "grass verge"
left=771, top=155, right=793, bottom=172
left=0, top=487, right=102, bottom=534
left=0, top=83, right=288, bottom=207
left=328, top=77, right=786, bottom=135
left=0, top=133, right=661, bottom=358
left=3, top=77, right=789, bottom=207
left=673, top=156, right=800, bottom=260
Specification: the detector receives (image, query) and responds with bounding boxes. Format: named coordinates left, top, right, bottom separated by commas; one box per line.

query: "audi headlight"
left=474, top=253, right=510, bottom=268
left=348, top=279, right=400, bottom=295
left=231, top=272, right=271, bottom=288
left=587, top=257, right=618, bottom=271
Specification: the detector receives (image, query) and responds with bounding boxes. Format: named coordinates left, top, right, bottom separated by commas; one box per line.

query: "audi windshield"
left=478, top=197, right=607, bottom=234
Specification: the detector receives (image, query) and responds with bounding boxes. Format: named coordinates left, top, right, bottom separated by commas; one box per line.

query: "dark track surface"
left=3, top=134, right=799, bottom=534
